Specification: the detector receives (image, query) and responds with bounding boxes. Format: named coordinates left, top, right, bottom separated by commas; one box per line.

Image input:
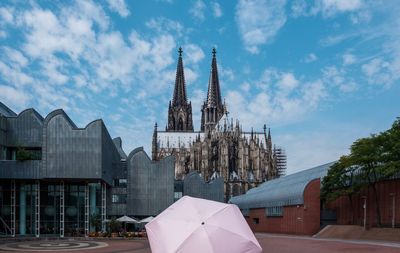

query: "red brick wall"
left=327, top=179, right=400, bottom=228
left=245, top=179, right=321, bottom=235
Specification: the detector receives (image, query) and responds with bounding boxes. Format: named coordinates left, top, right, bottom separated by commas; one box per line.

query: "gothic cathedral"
left=152, top=48, right=286, bottom=202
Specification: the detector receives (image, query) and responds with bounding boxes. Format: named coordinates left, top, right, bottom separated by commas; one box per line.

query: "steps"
left=314, top=225, right=400, bottom=242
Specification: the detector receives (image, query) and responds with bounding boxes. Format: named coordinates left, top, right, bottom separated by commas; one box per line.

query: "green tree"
left=108, top=217, right=121, bottom=233
left=322, top=118, right=400, bottom=227
left=321, top=155, right=361, bottom=223
left=90, top=213, right=101, bottom=232
left=349, top=134, right=385, bottom=226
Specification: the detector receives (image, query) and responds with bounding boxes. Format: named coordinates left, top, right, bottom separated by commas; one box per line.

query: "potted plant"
left=109, top=218, right=121, bottom=238
left=90, top=213, right=101, bottom=235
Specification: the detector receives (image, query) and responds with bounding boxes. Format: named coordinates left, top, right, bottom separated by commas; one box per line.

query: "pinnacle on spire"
left=267, top=128, right=272, bottom=150
left=172, top=47, right=187, bottom=107
left=206, top=48, right=222, bottom=107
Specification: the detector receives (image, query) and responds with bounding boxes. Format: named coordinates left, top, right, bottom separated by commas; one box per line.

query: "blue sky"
left=0, top=0, right=399, bottom=174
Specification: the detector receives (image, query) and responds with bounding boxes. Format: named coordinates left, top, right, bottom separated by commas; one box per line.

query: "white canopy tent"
left=117, top=215, right=140, bottom=231
left=117, top=215, right=140, bottom=223
left=140, top=216, right=154, bottom=223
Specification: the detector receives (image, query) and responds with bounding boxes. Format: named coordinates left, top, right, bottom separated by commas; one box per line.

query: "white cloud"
left=110, top=114, right=122, bottom=121
left=240, top=82, right=251, bottom=92
left=278, top=72, right=299, bottom=92
left=219, top=65, right=235, bottom=82
left=350, top=10, right=371, bottom=24
left=146, top=17, right=184, bottom=37
left=189, top=0, right=206, bottom=22
left=291, top=0, right=307, bottom=17
left=323, top=66, right=357, bottom=92
left=362, top=58, right=385, bottom=77
left=0, top=85, right=31, bottom=110
left=319, top=0, right=362, bottom=16
left=0, top=7, right=13, bottom=24
left=236, top=0, right=287, bottom=54
left=183, top=44, right=204, bottom=64
left=106, top=0, right=130, bottom=17
left=291, top=0, right=364, bottom=18
left=212, top=2, right=223, bottom=18
left=361, top=58, right=397, bottom=87
left=2, top=47, right=28, bottom=67
left=226, top=69, right=326, bottom=128
left=342, top=53, right=356, bottom=65
left=0, top=60, right=33, bottom=87
left=304, top=53, right=318, bottom=63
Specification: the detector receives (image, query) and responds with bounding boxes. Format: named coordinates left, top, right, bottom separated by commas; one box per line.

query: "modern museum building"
left=0, top=102, right=184, bottom=237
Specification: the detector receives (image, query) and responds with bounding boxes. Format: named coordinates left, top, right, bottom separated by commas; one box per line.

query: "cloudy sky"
left=0, top=0, right=399, bottom=174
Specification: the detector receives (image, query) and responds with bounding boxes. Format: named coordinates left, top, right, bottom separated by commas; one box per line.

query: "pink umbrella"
left=145, top=196, right=262, bottom=253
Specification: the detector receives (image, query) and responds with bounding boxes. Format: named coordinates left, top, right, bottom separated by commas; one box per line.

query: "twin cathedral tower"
left=166, top=47, right=225, bottom=133
left=152, top=47, right=286, bottom=201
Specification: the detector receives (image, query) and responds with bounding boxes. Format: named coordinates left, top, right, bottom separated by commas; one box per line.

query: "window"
left=266, top=206, right=283, bottom=217
left=252, top=218, right=259, bottom=224
left=113, top=179, right=127, bottom=187
left=112, top=194, right=127, bottom=204
left=3, top=147, right=42, bottom=160
left=174, top=192, right=182, bottom=200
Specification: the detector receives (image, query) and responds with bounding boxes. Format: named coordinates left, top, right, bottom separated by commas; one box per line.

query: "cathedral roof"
left=206, top=48, right=222, bottom=108
left=172, top=47, right=188, bottom=107
left=157, top=131, right=204, bottom=149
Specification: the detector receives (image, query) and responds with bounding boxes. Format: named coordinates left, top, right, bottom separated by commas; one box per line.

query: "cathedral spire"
left=172, top=47, right=187, bottom=106
left=206, top=48, right=222, bottom=107
left=201, top=48, right=225, bottom=132
left=166, top=47, right=194, bottom=132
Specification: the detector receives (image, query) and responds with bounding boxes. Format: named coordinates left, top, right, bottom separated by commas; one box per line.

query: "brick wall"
left=245, top=179, right=321, bottom=235
left=327, top=179, right=400, bottom=228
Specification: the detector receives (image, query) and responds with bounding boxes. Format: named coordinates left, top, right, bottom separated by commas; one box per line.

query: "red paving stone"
left=1, top=234, right=400, bottom=252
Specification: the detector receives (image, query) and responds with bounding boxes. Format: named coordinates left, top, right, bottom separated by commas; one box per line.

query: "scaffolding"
left=274, top=147, right=287, bottom=177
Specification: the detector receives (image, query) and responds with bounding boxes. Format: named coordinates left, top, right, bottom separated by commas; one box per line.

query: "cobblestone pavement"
left=1, top=234, right=400, bottom=253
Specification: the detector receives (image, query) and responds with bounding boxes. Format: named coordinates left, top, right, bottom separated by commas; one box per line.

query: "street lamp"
left=362, top=196, right=367, bottom=230
left=390, top=193, right=395, bottom=228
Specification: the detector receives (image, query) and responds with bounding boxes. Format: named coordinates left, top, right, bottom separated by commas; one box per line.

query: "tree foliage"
left=321, top=118, right=400, bottom=226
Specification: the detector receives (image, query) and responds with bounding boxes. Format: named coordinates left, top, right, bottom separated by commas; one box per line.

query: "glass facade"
left=0, top=181, right=104, bottom=237
left=0, top=181, right=12, bottom=234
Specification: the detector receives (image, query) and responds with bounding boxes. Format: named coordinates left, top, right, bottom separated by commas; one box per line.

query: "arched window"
left=178, top=117, right=184, bottom=130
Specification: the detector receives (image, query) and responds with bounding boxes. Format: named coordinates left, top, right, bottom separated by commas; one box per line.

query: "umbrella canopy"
left=145, top=196, right=262, bottom=253
left=140, top=216, right=154, bottom=223
left=117, top=215, right=139, bottom=223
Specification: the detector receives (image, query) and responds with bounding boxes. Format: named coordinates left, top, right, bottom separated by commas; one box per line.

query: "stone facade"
left=152, top=48, right=286, bottom=202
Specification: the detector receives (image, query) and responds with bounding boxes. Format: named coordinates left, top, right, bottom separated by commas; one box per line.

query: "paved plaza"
left=1, top=234, right=400, bottom=253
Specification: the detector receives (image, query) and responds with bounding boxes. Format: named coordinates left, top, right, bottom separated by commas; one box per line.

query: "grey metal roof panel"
left=113, top=137, right=127, bottom=159
left=229, top=162, right=335, bottom=209
left=0, top=101, right=17, bottom=116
